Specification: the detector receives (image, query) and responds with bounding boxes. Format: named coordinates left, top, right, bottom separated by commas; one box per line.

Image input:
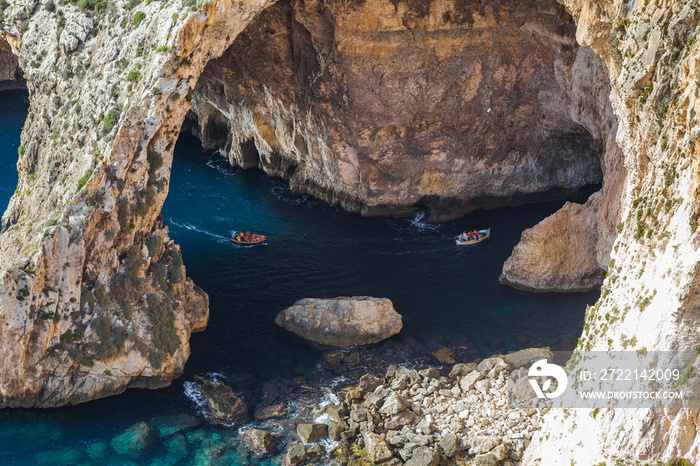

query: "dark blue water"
left=0, top=90, right=26, bottom=212
left=0, top=91, right=599, bottom=464
left=171, top=134, right=598, bottom=380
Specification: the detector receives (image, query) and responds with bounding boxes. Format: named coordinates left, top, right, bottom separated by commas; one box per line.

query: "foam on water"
left=168, top=219, right=231, bottom=242
left=0, top=116, right=601, bottom=464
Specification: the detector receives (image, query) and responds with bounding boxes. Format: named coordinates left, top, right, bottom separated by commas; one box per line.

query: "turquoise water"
left=0, top=90, right=599, bottom=464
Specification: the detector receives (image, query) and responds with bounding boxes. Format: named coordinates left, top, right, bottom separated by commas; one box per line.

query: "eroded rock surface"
left=275, top=296, right=403, bottom=346
left=0, top=35, right=21, bottom=87
left=500, top=192, right=605, bottom=292
left=524, top=0, right=700, bottom=464
left=0, top=0, right=275, bottom=407
left=191, top=0, right=605, bottom=221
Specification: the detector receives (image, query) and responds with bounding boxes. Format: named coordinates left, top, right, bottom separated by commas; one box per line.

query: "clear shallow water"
left=0, top=91, right=599, bottom=464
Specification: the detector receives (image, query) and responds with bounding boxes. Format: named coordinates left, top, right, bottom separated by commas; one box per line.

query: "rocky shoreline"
left=185, top=347, right=551, bottom=466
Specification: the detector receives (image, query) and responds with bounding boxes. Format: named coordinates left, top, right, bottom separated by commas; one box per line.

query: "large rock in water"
left=195, top=377, right=248, bottom=424
left=499, top=193, right=606, bottom=292
left=275, top=297, right=402, bottom=346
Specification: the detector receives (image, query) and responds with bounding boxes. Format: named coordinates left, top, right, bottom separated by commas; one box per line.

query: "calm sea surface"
left=0, top=90, right=599, bottom=464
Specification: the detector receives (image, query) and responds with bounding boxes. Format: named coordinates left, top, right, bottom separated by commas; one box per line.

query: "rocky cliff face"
left=500, top=192, right=605, bottom=292
left=190, top=0, right=606, bottom=221
left=1, top=0, right=699, bottom=462
left=0, top=0, right=276, bottom=407
left=501, top=39, right=625, bottom=291
left=0, top=35, right=21, bottom=87
left=524, top=0, right=700, bottom=463
left=0, top=0, right=617, bottom=407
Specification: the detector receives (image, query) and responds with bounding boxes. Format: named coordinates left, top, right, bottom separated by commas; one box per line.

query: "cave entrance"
left=161, top=0, right=609, bottom=432
left=185, top=0, right=608, bottom=222
left=0, top=36, right=24, bottom=92
left=162, top=0, right=615, bottom=385
left=162, top=128, right=601, bottom=383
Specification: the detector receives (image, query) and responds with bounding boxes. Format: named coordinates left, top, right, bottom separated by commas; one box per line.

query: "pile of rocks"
left=276, top=349, right=548, bottom=465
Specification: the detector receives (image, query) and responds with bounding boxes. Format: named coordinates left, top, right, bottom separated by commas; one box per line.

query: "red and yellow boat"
left=231, top=231, right=268, bottom=245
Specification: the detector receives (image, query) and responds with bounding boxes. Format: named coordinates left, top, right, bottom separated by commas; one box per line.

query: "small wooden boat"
left=231, top=231, right=267, bottom=245
left=456, top=229, right=490, bottom=245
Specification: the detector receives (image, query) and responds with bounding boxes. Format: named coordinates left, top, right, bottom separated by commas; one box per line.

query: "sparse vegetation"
left=76, top=169, right=93, bottom=193
left=146, top=293, right=179, bottom=368
left=102, top=107, right=121, bottom=135
left=132, top=11, right=146, bottom=27
left=126, top=70, right=141, bottom=82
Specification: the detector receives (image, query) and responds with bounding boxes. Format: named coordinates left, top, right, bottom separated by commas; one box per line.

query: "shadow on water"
left=0, top=101, right=600, bottom=463
left=165, top=133, right=599, bottom=384
left=0, top=90, right=28, bottom=214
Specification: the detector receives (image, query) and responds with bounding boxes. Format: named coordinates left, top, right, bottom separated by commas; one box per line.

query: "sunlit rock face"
left=500, top=192, right=606, bottom=292
left=192, top=0, right=606, bottom=221
left=0, top=0, right=275, bottom=407
left=0, top=35, right=22, bottom=86
left=523, top=0, right=700, bottom=463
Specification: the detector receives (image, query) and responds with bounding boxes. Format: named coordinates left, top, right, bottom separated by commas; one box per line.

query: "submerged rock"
left=163, top=434, right=189, bottom=461
left=431, top=347, right=456, bottom=364
left=110, top=422, right=153, bottom=458
left=150, top=413, right=201, bottom=438
left=195, top=377, right=248, bottom=424
left=275, top=297, right=403, bottom=346
left=36, top=447, right=82, bottom=465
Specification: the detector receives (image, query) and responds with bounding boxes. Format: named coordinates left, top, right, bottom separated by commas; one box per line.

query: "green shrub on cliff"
left=91, top=316, right=128, bottom=360
left=170, top=250, right=183, bottom=283
left=147, top=151, right=163, bottom=186
left=154, top=262, right=167, bottom=289
left=102, top=107, right=120, bottom=135
left=132, top=11, right=146, bottom=27
left=60, top=330, right=75, bottom=345
left=127, top=70, right=141, bottom=82
left=667, top=459, right=693, bottom=466
left=76, top=169, right=93, bottom=193
left=80, top=289, right=96, bottom=311
left=125, top=245, right=145, bottom=283
left=147, top=234, right=163, bottom=257
left=145, top=294, right=179, bottom=368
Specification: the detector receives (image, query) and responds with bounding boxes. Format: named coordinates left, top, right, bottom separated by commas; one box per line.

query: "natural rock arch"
left=0, top=0, right=618, bottom=408
left=189, top=0, right=609, bottom=223
left=4, top=0, right=700, bottom=463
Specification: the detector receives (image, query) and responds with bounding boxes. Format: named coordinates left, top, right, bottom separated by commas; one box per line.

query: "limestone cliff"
left=500, top=192, right=605, bottom=292
left=524, top=0, right=700, bottom=464
left=501, top=37, right=625, bottom=292
left=190, top=0, right=606, bottom=221
left=0, top=0, right=615, bottom=408
left=0, top=0, right=699, bottom=463
left=0, top=0, right=274, bottom=406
